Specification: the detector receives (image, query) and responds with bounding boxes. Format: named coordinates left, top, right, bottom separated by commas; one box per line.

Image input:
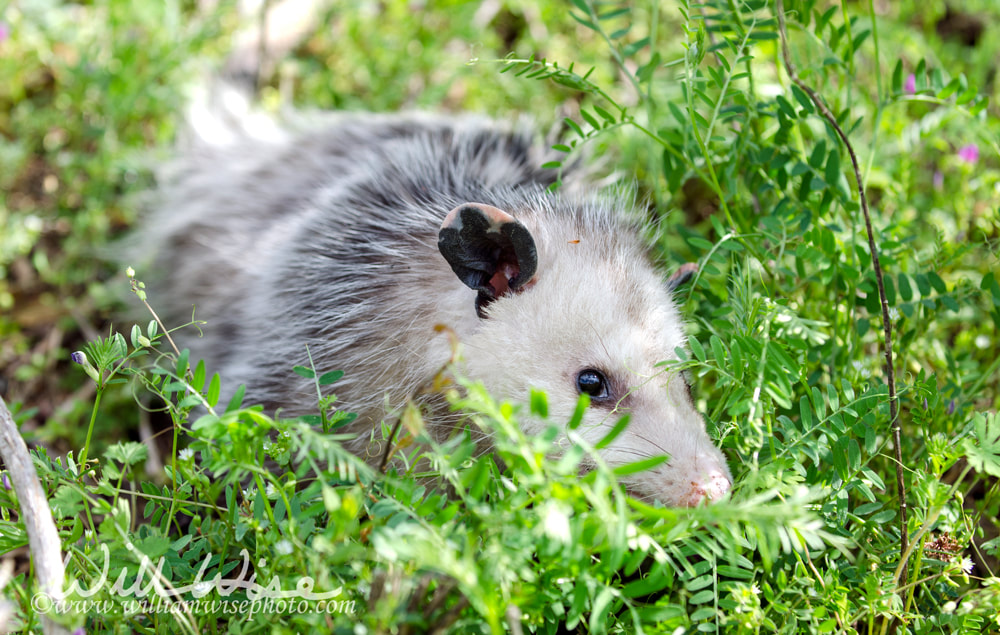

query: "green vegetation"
left=1, top=0, right=999, bottom=633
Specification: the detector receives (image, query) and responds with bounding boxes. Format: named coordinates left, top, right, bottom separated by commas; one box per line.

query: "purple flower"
left=1, top=473, right=10, bottom=490
left=904, top=73, right=916, bottom=94
left=70, top=351, right=100, bottom=382
left=947, top=400, right=955, bottom=415
left=933, top=171, right=944, bottom=190
left=0, top=23, right=9, bottom=43
left=957, top=144, right=979, bottom=164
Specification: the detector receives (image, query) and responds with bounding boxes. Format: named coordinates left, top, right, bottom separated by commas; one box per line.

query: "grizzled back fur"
left=130, top=109, right=732, bottom=506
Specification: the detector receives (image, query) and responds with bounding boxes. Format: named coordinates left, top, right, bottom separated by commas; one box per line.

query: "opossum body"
left=135, top=111, right=732, bottom=506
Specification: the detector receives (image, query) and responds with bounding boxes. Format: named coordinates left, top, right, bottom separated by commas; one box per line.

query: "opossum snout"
left=680, top=465, right=732, bottom=507
left=624, top=449, right=732, bottom=507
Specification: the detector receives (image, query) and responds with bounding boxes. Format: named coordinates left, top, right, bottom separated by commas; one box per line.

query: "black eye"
left=576, top=369, right=610, bottom=400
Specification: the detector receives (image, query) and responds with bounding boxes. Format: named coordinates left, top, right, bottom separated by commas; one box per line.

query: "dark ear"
left=666, top=262, right=698, bottom=292
left=438, top=203, right=538, bottom=318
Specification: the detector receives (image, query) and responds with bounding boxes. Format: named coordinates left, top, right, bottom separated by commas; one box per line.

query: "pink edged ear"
left=438, top=203, right=538, bottom=318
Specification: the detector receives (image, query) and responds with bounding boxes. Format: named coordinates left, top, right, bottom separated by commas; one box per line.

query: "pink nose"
left=683, top=469, right=732, bottom=507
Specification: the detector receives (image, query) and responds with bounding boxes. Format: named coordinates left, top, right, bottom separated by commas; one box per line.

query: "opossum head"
left=438, top=202, right=732, bottom=507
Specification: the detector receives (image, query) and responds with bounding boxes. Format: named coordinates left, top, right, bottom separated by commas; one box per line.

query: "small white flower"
left=242, top=487, right=257, bottom=500
left=975, top=335, right=990, bottom=350
left=266, top=483, right=279, bottom=499
left=178, top=448, right=194, bottom=461
left=540, top=501, right=572, bottom=543
left=960, top=557, right=974, bottom=574
left=275, top=539, right=293, bottom=555
left=943, top=601, right=957, bottom=613
left=888, top=307, right=900, bottom=321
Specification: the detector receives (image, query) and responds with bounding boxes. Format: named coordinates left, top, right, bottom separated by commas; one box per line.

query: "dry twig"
left=0, top=395, right=71, bottom=635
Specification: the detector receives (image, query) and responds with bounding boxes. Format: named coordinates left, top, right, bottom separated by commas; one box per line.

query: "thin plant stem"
left=774, top=0, right=907, bottom=588
left=579, top=0, right=641, bottom=96
left=78, top=387, right=102, bottom=468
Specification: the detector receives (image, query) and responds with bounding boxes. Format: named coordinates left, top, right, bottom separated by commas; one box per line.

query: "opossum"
left=131, top=107, right=732, bottom=506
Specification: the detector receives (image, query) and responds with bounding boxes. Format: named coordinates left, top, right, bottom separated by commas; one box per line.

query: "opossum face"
left=439, top=204, right=732, bottom=506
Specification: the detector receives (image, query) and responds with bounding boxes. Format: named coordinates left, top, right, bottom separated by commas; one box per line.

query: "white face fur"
left=459, top=220, right=732, bottom=507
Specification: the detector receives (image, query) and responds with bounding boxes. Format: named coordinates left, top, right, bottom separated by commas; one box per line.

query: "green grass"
left=1, top=0, right=999, bottom=633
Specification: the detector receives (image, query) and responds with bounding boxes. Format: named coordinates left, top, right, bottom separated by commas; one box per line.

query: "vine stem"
left=774, top=0, right=907, bottom=586
left=579, top=1, right=641, bottom=96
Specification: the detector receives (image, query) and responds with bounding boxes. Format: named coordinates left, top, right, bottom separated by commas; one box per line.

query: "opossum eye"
left=576, top=369, right=611, bottom=400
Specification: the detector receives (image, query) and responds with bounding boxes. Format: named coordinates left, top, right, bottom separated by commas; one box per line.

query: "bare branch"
left=0, top=396, right=71, bottom=635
